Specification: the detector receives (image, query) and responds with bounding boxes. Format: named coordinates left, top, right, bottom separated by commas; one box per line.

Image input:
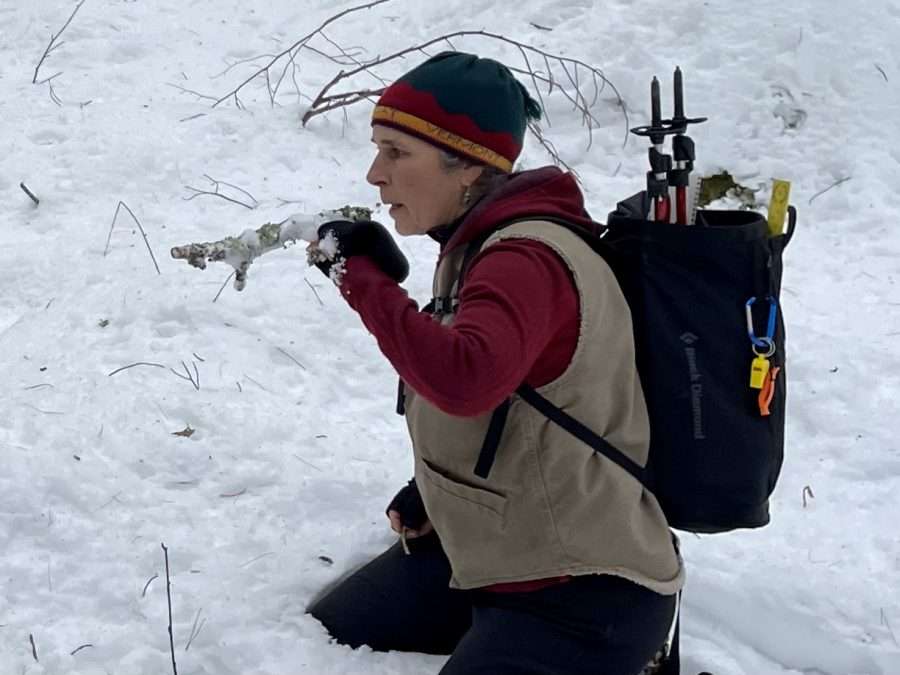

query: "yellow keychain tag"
left=749, top=355, right=770, bottom=389
left=767, top=179, right=791, bottom=236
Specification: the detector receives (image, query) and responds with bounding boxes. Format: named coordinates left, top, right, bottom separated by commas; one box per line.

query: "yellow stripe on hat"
left=372, top=106, right=513, bottom=172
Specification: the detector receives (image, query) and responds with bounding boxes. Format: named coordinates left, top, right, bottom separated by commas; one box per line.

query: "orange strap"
left=758, top=366, right=781, bottom=416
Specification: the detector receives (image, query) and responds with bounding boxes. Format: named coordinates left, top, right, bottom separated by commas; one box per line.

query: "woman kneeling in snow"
left=306, top=51, right=683, bottom=675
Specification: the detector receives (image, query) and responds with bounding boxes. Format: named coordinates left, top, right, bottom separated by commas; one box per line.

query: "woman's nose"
left=366, top=155, right=387, bottom=186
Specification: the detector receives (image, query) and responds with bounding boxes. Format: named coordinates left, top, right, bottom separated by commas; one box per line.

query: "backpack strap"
left=473, top=399, right=512, bottom=479
left=516, top=384, right=649, bottom=488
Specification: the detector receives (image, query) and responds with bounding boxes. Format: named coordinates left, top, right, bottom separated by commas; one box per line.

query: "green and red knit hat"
left=372, top=51, right=542, bottom=172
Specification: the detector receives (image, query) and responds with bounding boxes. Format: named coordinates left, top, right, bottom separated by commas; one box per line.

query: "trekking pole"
left=666, top=67, right=707, bottom=225
left=631, top=77, right=678, bottom=222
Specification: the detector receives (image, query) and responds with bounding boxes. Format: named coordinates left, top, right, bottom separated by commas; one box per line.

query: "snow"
left=2, top=0, right=899, bottom=673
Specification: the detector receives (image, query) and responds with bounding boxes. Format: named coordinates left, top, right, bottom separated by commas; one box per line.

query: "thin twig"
left=104, top=201, right=161, bottom=274
left=213, top=53, right=278, bottom=79
left=169, top=361, right=200, bottom=390
left=239, top=552, right=276, bottom=568
left=108, top=361, right=166, bottom=377
left=20, top=182, right=39, bottom=205
left=166, top=82, right=218, bottom=102
left=184, top=175, right=258, bottom=210
left=29, top=633, right=38, bottom=661
left=184, top=608, right=203, bottom=651
left=70, top=644, right=93, bottom=656
left=802, top=485, right=815, bottom=508
left=875, top=64, right=888, bottom=82
left=47, top=79, right=63, bottom=106
left=213, top=272, right=235, bottom=303
left=33, top=0, right=86, bottom=84
left=276, top=346, right=307, bottom=370
left=219, top=488, right=246, bottom=498
left=808, top=176, right=851, bottom=205
left=97, top=491, right=123, bottom=510
left=243, top=374, right=270, bottom=392
left=882, top=609, right=899, bottom=647
left=21, top=403, right=65, bottom=416
left=161, top=543, right=178, bottom=675
left=142, top=574, right=159, bottom=597
left=213, top=0, right=392, bottom=107
left=304, top=278, right=324, bottom=306
left=293, top=454, right=323, bottom=471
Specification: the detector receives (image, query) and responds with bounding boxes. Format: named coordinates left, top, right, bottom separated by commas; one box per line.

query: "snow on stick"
left=170, top=206, right=371, bottom=290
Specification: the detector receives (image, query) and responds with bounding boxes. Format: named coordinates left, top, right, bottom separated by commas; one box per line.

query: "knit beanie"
left=372, top=51, right=542, bottom=172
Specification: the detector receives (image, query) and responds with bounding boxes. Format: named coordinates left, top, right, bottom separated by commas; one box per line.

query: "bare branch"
left=276, top=346, right=307, bottom=370
left=166, top=82, right=218, bottom=102
left=161, top=543, right=178, bottom=675
left=104, top=201, right=162, bottom=275
left=212, top=0, right=392, bottom=107
left=808, top=176, right=851, bottom=205
left=183, top=175, right=258, bottom=210
left=20, top=182, right=39, bottom=206
left=185, top=609, right=206, bottom=652
left=213, top=271, right=235, bottom=303
left=527, top=121, right=579, bottom=177
left=169, top=361, right=200, bottom=390
left=171, top=206, right=371, bottom=291
left=47, top=80, right=63, bottom=106
left=33, top=0, right=86, bottom=84
left=299, top=29, right=629, bottom=150
left=108, top=361, right=166, bottom=377
left=142, top=574, right=158, bottom=597
left=305, top=277, right=324, bottom=306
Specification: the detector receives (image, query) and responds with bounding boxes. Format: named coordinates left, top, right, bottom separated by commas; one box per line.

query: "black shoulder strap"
left=472, top=385, right=649, bottom=487
left=515, top=385, right=649, bottom=488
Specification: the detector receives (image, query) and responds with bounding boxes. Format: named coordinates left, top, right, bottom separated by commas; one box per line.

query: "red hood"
left=438, top=166, right=597, bottom=260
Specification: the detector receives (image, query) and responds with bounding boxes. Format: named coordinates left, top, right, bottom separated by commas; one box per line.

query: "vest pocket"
left=419, top=459, right=508, bottom=519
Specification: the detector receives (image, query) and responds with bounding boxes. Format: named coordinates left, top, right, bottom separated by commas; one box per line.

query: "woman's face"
left=366, top=125, right=482, bottom=236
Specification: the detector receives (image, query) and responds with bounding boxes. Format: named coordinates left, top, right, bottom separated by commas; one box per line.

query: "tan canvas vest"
left=403, top=220, right=685, bottom=593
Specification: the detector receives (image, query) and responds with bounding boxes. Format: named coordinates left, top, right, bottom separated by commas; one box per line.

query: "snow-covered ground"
left=2, top=1, right=899, bottom=673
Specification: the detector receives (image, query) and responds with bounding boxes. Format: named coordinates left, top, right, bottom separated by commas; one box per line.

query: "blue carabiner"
left=745, top=296, right=778, bottom=349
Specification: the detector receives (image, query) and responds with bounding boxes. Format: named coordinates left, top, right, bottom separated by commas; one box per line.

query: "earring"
left=462, top=186, right=472, bottom=206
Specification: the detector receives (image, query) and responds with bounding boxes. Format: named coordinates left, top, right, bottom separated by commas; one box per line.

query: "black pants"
left=308, top=534, right=677, bottom=674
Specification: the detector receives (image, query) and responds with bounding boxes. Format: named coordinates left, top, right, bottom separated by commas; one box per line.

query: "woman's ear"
left=460, top=163, right=484, bottom=190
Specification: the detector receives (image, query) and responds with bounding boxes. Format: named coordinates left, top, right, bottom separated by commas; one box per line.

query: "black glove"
left=312, top=220, right=409, bottom=283
left=385, top=478, right=428, bottom=530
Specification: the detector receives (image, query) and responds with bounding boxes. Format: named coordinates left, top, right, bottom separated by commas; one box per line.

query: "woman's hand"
left=387, top=510, right=434, bottom=538
left=385, top=478, right=432, bottom=538
left=308, top=219, right=409, bottom=283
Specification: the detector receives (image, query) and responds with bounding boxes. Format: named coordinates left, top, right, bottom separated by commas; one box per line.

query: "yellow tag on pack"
left=749, top=355, right=770, bottom=389
left=767, top=179, right=791, bottom=236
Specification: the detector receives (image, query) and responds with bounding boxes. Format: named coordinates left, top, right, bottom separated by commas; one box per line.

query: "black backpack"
left=458, top=191, right=795, bottom=534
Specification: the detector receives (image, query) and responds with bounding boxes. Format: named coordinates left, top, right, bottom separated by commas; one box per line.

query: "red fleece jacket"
left=338, top=167, right=595, bottom=415
left=339, top=239, right=578, bottom=416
